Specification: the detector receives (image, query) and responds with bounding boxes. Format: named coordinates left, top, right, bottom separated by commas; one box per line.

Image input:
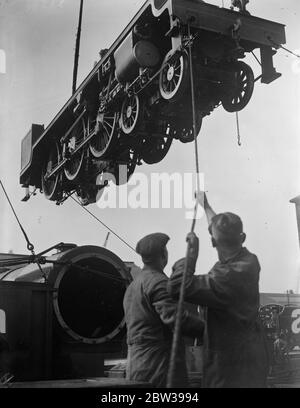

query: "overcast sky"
left=0, top=0, right=299, bottom=293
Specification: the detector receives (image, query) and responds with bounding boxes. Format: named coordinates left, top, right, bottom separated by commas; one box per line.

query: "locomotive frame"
left=20, top=0, right=286, bottom=205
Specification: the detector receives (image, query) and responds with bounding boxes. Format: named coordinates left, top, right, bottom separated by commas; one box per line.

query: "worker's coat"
left=168, top=247, right=269, bottom=388
left=123, top=266, right=204, bottom=388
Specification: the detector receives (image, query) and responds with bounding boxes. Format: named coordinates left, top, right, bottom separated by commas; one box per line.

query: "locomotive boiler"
left=20, top=0, right=286, bottom=206
left=0, top=244, right=133, bottom=382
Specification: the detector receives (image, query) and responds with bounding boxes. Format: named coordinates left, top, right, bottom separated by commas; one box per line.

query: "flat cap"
left=136, top=233, right=170, bottom=263
left=209, top=212, right=243, bottom=242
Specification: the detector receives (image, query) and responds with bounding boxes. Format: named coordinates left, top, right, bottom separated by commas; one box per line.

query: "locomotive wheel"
left=159, top=51, right=189, bottom=102
left=120, top=94, right=141, bottom=135
left=174, top=113, right=203, bottom=144
left=64, top=119, right=85, bottom=181
left=89, top=111, right=118, bottom=159
left=112, top=149, right=137, bottom=185
left=41, top=142, right=61, bottom=201
left=141, top=135, right=173, bottom=164
left=222, top=61, right=254, bottom=113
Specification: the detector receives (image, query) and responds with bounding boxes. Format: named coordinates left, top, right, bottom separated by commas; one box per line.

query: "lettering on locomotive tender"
left=291, top=309, right=300, bottom=335
left=0, top=309, right=6, bottom=334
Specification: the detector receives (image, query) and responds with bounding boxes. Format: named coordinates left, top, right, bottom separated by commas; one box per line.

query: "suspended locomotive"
left=20, top=0, right=286, bottom=205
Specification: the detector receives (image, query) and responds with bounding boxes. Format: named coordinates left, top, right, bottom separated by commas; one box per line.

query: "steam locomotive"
left=20, top=0, right=286, bottom=206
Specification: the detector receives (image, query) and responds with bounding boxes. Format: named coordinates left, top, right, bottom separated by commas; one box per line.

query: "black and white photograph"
left=0, top=0, right=300, bottom=393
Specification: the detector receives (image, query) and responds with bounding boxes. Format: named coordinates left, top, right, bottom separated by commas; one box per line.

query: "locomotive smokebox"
left=0, top=245, right=133, bottom=380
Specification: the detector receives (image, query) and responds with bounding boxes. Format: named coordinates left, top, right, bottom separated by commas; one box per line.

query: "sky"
left=0, top=0, right=299, bottom=293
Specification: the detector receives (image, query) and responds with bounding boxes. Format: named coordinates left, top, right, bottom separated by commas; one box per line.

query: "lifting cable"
left=236, top=111, right=241, bottom=146
left=167, top=31, right=300, bottom=387
left=70, top=196, right=137, bottom=254
left=166, top=22, right=201, bottom=388
left=0, top=179, right=47, bottom=281
left=267, top=37, right=300, bottom=59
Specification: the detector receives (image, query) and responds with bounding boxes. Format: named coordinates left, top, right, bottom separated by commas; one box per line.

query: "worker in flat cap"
left=123, top=232, right=204, bottom=388
left=168, top=192, right=269, bottom=388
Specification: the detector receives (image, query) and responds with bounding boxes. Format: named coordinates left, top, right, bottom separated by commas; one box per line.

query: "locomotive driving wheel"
left=41, top=142, right=61, bottom=201
left=120, top=94, right=141, bottom=135
left=89, top=110, right=118, bottom=159
left=222, top=61, right=254, bottom=113
left=64, top=119, right=86, bottom=181
left=159, top=51, right=189, bottom=102
left=141, top=134, right=173, bottom=164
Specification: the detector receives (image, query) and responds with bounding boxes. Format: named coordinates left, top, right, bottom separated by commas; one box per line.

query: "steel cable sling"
left=0, top=179, right=47, bottom=281
left=0, top=181, right=136, bottom=283
left=166, top=22, right=201, bottom=388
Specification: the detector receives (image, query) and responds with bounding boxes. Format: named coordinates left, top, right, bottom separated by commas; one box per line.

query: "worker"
left=123, top=233, right=204, bottom=388
left=168, top=193, right=269, bottom=388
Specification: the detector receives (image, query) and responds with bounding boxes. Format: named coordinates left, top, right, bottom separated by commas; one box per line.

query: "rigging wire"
left=236, top=111, right=241, bottom=146
left=166, top=23, right=201, bottom=388
left=0, top=180, right=34, bottom=252
left=70, top=195, right=137, bottom=254
left=0, top=179, right=47, bottom=281
left=267, top=37, right=300, bottom=59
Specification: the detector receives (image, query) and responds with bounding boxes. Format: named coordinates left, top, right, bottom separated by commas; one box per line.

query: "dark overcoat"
left=123, top=266, right=204, bottom=387
left=168, top=247, right=269, bottom=388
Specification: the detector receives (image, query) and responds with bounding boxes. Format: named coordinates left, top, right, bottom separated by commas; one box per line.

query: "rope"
left=70, top=196, right=137, bottom=254
left=0, top=180, right=34, bottom=252
left=0, top=179, right=47, bottom=282
left=166, top=23, right=201, bottom=388
left=236, top=111, right=241, bottom=146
